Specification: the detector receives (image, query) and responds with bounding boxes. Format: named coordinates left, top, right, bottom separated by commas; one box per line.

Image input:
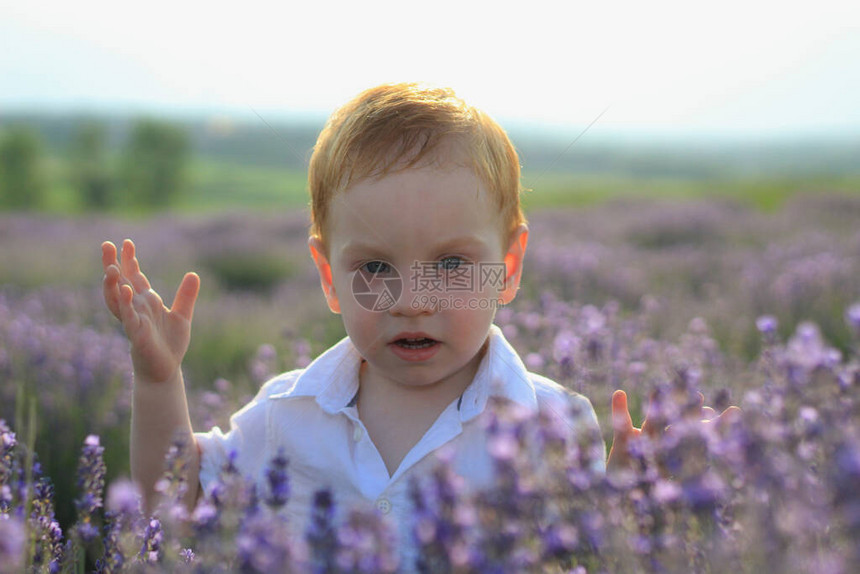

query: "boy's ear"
left=308, top=236, right=341, bottom=314
left=499, top=224, right=528, bottom=305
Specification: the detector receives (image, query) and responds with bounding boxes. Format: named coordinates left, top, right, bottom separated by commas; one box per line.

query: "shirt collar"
left=270, top=324, right=538, bottom=418
left=270, top=332, right=363, bottom=414
left=458, top=324, right=538, bottom=422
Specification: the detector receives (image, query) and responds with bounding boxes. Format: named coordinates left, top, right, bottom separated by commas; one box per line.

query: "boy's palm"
left=102, top=239, right=200, bottom=384
left=607, top=389, right=740, bottom=472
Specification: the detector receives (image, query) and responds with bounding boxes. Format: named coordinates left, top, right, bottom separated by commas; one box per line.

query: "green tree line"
left=0, top=118, right=190, bottom=211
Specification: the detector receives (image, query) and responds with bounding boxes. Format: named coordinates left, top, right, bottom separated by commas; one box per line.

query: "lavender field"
left=2, top=194, right=860, bottom=572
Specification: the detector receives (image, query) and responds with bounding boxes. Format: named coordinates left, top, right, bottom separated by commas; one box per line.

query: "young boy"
left=101, top=83, right=733, bottom=562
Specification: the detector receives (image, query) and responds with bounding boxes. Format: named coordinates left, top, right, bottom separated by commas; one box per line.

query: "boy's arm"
left=131, top=370, right=200, bottom=515
left=102, top=239, right=201, bottom=514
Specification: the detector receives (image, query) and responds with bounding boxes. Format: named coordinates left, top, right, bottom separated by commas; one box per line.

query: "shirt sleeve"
left=194, top=399, right=267, bottom=497
left=567, top=391, right=607, bottom=474
left=530, top=374, right=607, bottom=475
left=193, top=373, right=296, bottom=497
left=194, top=426, right=234, bottom=497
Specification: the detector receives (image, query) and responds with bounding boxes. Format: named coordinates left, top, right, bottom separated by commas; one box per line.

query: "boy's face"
left=309, top=158, right=528, bottom=395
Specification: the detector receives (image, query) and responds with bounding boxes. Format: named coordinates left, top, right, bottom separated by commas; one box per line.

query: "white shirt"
left=195, top=323, right=604, bottom=569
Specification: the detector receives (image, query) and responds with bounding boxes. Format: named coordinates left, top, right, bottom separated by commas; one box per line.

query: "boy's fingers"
left=695, top=392, right=705, bottom=413
left=102, top=242, right=123, bottom=319
left=102, top=241, right=118, bottom=271
left=608, top=390, right=637, bottom=471
left=121, top=239, right=152, bottom=294
left=103, top=264, right=122, bottom=319
left=716, top=406, right=742, bottom=430
left=142, top=285, right=165, bottom=312
left=640, top=392, right=661, bottom=437
left=171, top=272, right=200, bottom=322
left=119, top=284, right=141, bottom=333
left=702, top=406, right=717, bottom=421
left=611, top=390, right=634, bottom=438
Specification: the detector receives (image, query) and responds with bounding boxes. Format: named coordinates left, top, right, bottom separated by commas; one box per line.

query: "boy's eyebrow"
left=339, top=242, right=387, bottom=258
left=432, top=235, right=488, bottom=251
left=340, top=235, right=488, bottom=257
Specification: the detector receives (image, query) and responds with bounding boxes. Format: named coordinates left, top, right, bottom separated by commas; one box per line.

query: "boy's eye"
left=361, top=261, right=390, bottom=274
left=438, top=256, right=464, bottom=271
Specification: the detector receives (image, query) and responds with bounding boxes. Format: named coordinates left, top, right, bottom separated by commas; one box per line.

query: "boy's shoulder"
left=527, top=370, right=596, bottom=414
left=254, top=368, right=304, bottom=399
left=488, top=323, right=596, bottom=417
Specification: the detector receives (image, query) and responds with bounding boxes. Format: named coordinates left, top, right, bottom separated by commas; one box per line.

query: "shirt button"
left=352, top=425, right=363, bottom=442
left=375, top=498, right=392, bottom=514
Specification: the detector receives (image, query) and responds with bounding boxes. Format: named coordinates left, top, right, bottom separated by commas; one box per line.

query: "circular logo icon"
left=351, top=263, right=403, bottom=311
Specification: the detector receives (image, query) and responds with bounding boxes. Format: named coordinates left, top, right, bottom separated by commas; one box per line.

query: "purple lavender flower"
left=552, top=330, right=579, bottom=377
left=0, top=203, right=859, bottom=572
left=335, top=510, right=399, bottom=573
left=0, top=423, right=18, bottom=519
left=410, top=459, right=475, bottom=574
left=208, top=449, right=255, bottom=515
left=756, top=315, right=779, bottom=341
left=524, top=351, right=545, bottom=372
left=97, top=479, right=144, bottom=573
left=251, top=343, right=278, bottom=384
left=96, top=517, right=124, bottom=574
left=847, top=303, right=860, bottom=338
left=410, top=477, right=449, bottom=574
left=0, top=515, right=26, bottom=573
left=263, top=448, right=289, bottom=510
left=30, top=475, right=64, bottom=572
left=106, top=479, right=141, bottom=517
left=139, top=518, right=163, bottom=563
left=0, top=420, right=16, bottom=490
left=154, top=433, right=190, bottom=516
left=191, top=497, right=218, bottom=531
left=306, top=489, right=339, bottom=574
left=832, top=437, right=860, bottom=566
left=681, top=470, right=727, bottom=514
left=237, top=510, right=293, bottom=573
left=179, top=547, right=195, bottom=564
left=75, top=434, right=106, bottom=543
left=293, top=339, right=312, bottom=368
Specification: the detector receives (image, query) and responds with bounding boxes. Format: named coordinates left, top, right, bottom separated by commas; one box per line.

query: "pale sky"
left=1, top=0, right=858, bottom=140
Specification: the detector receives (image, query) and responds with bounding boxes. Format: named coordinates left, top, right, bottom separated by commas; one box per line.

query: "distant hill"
left=2, top=111, right=859, bottom=180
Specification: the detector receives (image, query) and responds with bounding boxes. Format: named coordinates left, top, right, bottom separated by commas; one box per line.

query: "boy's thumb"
left=611, top=390, right=633, bottom=435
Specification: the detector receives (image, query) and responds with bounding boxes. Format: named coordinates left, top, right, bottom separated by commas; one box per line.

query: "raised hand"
left=606, top=389, right=740, bottom=472
left=102, top=239, right=200, bottom=384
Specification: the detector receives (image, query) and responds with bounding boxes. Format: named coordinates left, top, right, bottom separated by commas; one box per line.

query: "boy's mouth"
left=393, top=337, right=437, bottom=349
left=389, top=332, right=439, bottom=349
left=389, top=333, right=442, bottom=362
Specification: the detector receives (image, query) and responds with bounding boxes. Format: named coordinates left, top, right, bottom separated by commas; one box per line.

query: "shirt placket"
left=338, top=401, right=465, bottom=506
left=339, top=408, right=391, bottom=498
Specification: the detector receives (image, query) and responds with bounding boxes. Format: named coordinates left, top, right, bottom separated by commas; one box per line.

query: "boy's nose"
left=388, top=276, right=436, bottom=316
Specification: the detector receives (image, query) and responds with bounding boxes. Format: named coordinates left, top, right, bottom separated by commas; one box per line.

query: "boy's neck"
left=355, top=337, right=489, bottom=476
left=356, top=336, right=489, bottom=410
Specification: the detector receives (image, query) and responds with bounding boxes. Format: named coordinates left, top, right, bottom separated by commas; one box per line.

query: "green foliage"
left=201, top=251, right=298, bottom=293
left=184, top=327, right=267, bottom=393
left=0, top=127, right=45, bottom=209
left=181, top=159, right=308, bottom=212
left=120, top=118, right=190, bottom=209
left=70, top=121, right=112, bottom=209
left=626, top=218, right=725, bottom=250
left=2, top=112, right=859, bottom=216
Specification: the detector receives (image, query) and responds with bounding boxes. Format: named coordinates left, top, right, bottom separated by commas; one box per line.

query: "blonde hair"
left=308, top=83, right=526, bottom=251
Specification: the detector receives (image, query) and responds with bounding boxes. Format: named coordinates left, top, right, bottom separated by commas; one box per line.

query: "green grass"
left=520, top=171, right=860, bottom=212
left=32, top=155, right=308, bottom=215
left=179, top=159, right=309, bottom=212
left=22, top=154, right=860, bottom=216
